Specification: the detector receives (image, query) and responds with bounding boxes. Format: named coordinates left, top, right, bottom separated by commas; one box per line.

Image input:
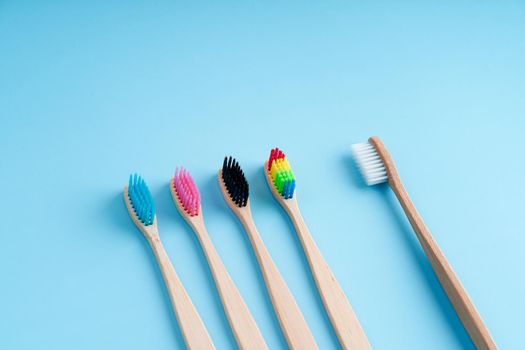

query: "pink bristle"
left=173, top=167, right=200, bottom=216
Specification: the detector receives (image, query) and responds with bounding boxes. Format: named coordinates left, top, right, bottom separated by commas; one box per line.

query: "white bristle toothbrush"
left=218, top=156, right=319, bottom=350
left=264, top=149, right=372, bottom=350
left=170, top=167, right=268, bottom=350
left=351, top=136, right=497, bottom=350
left=123, top=174, right=216, bottom=350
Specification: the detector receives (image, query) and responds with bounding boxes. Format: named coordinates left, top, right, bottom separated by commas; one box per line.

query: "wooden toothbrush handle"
left=287, top=205, right=371, bottom=350
left=390, top=180, right=497, bottom=350
left=241, top=217, right=318, bottom=349
left=194, top=225, right=268, bottom=350
left=149, top=237, right=216, bottom=350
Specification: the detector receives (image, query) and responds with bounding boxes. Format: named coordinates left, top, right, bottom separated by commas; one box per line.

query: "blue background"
left=1, top=1, right=524, bottom=349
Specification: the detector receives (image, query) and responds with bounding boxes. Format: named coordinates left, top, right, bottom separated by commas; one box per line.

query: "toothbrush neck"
left=283, top=196, right=300, bottom=215
left=189, top=216, right=207, bottom=237
left=237, top=208, right=257, bottom=234
left=283, top=198, right=305, bottom=228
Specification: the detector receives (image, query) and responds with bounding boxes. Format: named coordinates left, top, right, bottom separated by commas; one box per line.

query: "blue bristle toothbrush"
left=124, top=174, right=215, bottom=349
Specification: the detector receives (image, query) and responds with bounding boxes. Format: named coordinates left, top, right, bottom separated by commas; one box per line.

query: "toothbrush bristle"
left=221, top=156, right=249, bottom=207
left=267, top=148, right=285, bottom=171
left=267, top=148, right=295, bottom=199
left=351, top=142, right=388, bottom=185
left=128, top=174, right=156, bottom=225
left=173, top=167, right=200, bottom=216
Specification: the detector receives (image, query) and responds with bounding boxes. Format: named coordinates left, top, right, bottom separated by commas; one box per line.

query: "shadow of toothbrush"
left=380, top=187, right=475, bottom=350
left=342, top=153, right=475, bottom=350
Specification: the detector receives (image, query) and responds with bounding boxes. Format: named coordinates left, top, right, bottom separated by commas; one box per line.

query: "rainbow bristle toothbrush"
left=170, top=167, right=268, bottom=350
left=352, top=137, right=497, bottom=350
left=264, top=149, right=371, bottom=350
left=218, top=156, right=318, bottom=350
left=123, top=174, right=215, bottom=350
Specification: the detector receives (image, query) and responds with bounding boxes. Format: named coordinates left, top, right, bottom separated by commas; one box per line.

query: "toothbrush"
left=218, top=156, right=319, bottom=350
left=351, top=136, right=497, bottom=350
left=123, top=174, right=216, bottom=350
left=170, top=167, right=268, bottom=350
left=264, top=149, right=371, bottom=350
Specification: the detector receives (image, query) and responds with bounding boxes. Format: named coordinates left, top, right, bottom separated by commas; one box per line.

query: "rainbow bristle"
left=128, top=173, right=156, bottom=225
left=267, top=148, right=296, bottom=199
left=173, top=167, right=200, bottom=216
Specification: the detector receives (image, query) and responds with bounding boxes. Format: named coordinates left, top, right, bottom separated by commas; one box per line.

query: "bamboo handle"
left=390, top=181, right=497, bottom=349
left=369, top=136, right=497, bottom=350
left=149, top=237, right=216, bottom=350
left=287, top=205, right=371, bottom=350
left=240, top=215, right=318, bottom=349
left=194, top=224, right=268, bottom=350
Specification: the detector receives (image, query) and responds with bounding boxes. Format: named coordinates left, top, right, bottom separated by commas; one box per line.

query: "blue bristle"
left=127, top=173, right=155, bottom=225
left=283, top=181, right=290, bottom=199
left=288, top=179, right=295, bottom=198
left=279, top=178, right=291, bottom=199
left=282, top=178, right=296, bottom=199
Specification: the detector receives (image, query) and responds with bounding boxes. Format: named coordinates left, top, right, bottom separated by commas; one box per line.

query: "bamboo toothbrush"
left=351, top=136, right=497, bottom=350
left=264, top=149, right=371, bottom=350
left=170, top=167, right=268, bottom=350
left=218, top=156, right=319, bottom=350
left=123, top=174, right=216, bottom=350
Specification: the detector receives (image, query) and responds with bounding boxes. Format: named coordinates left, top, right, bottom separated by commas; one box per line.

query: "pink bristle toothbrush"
left=264, top=149, right=371, bottom=350
left=170, top=167, right=268, bottom=350
left=123, top=173, right=216, bottom=349
left=352, top=136, right=497, bottom=350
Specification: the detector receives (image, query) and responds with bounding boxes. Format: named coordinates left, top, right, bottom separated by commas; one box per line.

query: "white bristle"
left=351, top=142, right=388, bottom=186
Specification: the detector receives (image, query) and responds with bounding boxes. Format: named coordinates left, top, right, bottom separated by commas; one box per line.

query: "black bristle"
left=222, top=156, right=249, bottom=207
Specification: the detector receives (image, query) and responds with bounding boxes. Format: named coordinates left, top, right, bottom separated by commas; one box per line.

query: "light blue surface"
left=1, top=1, right=524, bottom=349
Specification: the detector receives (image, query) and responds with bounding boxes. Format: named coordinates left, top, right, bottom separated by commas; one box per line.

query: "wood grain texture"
left=263, top=165, right=372, bottom=350
left=124, top=187, right=216, bottom=350
left=218, top=171, right=319, bottom=350
left=170, top=181, right=268, bottom=350
left=369, top=136, right=497, bottom=350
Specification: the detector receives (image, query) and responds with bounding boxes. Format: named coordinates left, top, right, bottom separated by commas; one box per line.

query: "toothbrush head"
left=221, top=156, right=249, bottom=207
left=351, top=139, right=388, bottom=186
left=267, top=148, right=296, bottom=199
left=172, top=167, right=201, bottom=216
left=125, top=173, right=156, bottom=226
